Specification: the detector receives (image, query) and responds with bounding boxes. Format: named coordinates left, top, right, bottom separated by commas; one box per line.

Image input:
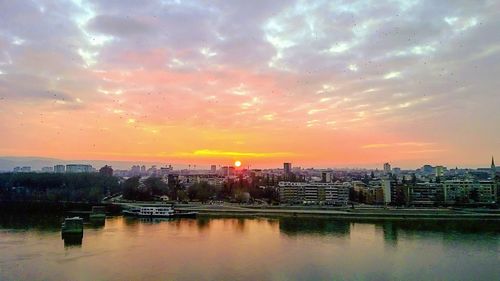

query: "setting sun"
left=234, top=161, right=242, bottom=167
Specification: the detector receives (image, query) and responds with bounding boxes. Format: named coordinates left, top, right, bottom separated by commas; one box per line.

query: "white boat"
left=123, top=205, right=197, bottom=218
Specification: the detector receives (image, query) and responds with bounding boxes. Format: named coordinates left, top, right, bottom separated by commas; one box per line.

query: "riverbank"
left=3, top=200, right=500, bottom=221
left=0, top=200, right=122, bottom=214
left=175, top=204, right=500, bottom=221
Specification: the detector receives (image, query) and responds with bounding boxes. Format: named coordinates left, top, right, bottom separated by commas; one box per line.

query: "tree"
left=187, top=181, right=216, bottom=203
left=99, top=165, right=113, bottom=176
left=358, top=190, right=365, bottom=203
left=234, top=189, right=250, bottom=203
left=349, top=187, right=358, bottom=202
left=177, top=190, right=189, bottom=202
left=0, top=172, right=119, bottom=203
left=469, top=188, right=479, bottom=203
left=143, top=177, right=168, bottom=196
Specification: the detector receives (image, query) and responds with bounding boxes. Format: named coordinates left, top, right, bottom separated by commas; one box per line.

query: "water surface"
left=0, top=214, right=498, bottom=281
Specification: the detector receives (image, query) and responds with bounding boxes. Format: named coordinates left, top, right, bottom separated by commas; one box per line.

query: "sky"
left=0, top=0, right=499, bottom=169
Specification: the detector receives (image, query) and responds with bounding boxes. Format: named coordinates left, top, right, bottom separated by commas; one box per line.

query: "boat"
left=61, top=217, right=83, bottom=235
left=123, top=205, right=197, bottom=218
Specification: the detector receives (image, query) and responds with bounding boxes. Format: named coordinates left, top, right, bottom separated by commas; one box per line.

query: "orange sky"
left=0, top=1, right=499, bottom=169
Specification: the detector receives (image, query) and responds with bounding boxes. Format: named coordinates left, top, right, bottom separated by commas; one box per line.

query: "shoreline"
left=177, top=206, right=500, bottom=221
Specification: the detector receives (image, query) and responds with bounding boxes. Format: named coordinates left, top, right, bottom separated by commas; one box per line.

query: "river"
left=0, top=214, right=498, bottom=280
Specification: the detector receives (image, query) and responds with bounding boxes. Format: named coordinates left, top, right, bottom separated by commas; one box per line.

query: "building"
left=435, top=166, right=446, bottom=177
left=381, top=179, right=392, bottom=204
left=283, top=163, right=292, bottom=179
left=409, top=183, right=444, bottom=206
left=324, top=182, right=350, bottom=205
left=383, top=163, right=391, bottom=174
left=66, top=164, right=93, bottom=173
left=220, top=166, right=235, bottom=176
left=159, top=165, right=173, bottom=176
left=130, top=165, right=141, bottom=176
left=211, top=165, right=217, bottom=174
left=41, top=167, right=54, bottom=173
left=13, top=166, right=31, bottom=173
left=321, top=171, right=332, bottom=183
left=278, top=181, right=349, bottom=205
left=443, top=180, right=497, bottom=204
left=54, top=165, right=65, bottom=173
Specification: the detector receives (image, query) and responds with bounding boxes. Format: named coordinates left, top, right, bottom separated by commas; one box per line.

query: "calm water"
left=0, top=214, right=499, bottom=281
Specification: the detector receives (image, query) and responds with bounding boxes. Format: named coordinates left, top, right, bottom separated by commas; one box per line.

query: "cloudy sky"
left=0, top=0, right=499, bottom=168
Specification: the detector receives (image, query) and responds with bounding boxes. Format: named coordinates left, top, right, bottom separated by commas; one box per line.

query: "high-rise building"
left=211, top=165, right=217, bottom=174
left=41, top=167, right=54, bottom=173
left=66, top=164, right=93, bottom=173
left=381, top=179, right=392, bottom=204
left=13, top=166, right=31, bottom=173
left=383, top=163, right=391, bottom=174
left=131, top=165, right=141, bottom=176
left=321, top=172, right=332, bottom=183
left=443, top=180, right=497, bottom=204
left=54, top=165, right=65, bottom=173
left=283, top=162, right=292, bottom=179
left=278, top=181, right=350, bottom=205
left=220, top=166, right=235, bottom=176
left=435, top=166, right=446, bottom=177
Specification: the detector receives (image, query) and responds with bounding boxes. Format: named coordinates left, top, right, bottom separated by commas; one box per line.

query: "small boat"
left=123, top=205, right=197, bottom=218
left=62, top=217, right=83, bottom=235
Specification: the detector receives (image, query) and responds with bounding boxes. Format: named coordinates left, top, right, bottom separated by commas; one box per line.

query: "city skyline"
left=1, top=1, right=499, bottom=167
left=0, top=155, right=497, bottom=171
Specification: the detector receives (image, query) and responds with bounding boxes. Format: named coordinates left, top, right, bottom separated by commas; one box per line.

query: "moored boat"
left=62, top=217, right=83, bottom=235
left=123, top=205, right=197, bottom=218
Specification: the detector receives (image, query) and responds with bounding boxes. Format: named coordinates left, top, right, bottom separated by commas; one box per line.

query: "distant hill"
left=0, top=156, right=176, bottom=172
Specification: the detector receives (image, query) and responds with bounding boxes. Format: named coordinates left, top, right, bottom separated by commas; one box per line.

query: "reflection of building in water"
left=278, top=218, right=350, bottom=237
left=379, top=222, right=398, bottom=246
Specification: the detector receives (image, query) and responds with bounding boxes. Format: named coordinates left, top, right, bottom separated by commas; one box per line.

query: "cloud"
left=174, top=149, right=295, bottom=158
left=0, top=0, right=499, bottom=166
left=362, top=142, right=435, bottom=149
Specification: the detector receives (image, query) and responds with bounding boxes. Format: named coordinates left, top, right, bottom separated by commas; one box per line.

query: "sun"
left=234, top=160, right=242, bottom=167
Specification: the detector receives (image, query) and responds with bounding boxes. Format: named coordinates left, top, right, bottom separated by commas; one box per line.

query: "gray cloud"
left=0, top=0, right=499, bottom=164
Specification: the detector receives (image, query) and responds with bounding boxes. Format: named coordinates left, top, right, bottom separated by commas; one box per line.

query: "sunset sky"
left=0, top=0, right=499, bottom=168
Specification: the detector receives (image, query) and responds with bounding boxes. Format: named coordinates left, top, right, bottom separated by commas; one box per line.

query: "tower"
left=283, top=162, right=292, bottom=180
left=491, top=156, right=496, bottom=179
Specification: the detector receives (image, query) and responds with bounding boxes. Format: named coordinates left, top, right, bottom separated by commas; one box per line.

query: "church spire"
left=491, top=156, right=496, bottom=179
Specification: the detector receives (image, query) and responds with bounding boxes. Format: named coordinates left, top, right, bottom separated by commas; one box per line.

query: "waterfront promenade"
left=175, top=203, right=500, bottom=221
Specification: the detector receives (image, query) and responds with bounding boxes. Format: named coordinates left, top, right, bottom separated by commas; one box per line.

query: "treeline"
left=122, top=175, right=279, bottom=203
left=0, top=173, right=120, bottom=203
left=0, top=173, right=280, bottom=204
